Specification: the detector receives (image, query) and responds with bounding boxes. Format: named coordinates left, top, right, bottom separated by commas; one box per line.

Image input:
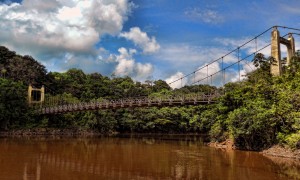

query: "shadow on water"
left=0, top=135, right=299, bottom=179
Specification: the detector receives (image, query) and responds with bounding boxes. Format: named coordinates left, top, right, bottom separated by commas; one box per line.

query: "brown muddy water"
left=0, top=135, right=299, bottom=180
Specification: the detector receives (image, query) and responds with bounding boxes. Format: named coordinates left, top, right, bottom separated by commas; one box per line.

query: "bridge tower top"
left=271, top=27, right=296, bottom=76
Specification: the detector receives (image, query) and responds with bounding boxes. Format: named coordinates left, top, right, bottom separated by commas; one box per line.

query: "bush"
left=285, top=132, right=300, bottom=149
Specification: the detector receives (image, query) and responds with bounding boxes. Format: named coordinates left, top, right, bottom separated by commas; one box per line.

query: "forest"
left=1, top=45, right=300, bottom=151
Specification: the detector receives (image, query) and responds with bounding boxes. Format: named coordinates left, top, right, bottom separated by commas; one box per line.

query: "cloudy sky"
left=0, top=0, right=300, bottom=88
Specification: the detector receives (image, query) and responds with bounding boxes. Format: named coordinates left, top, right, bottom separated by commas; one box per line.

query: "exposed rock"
left=261, top=145, right=300, bottom=159
left=208, top=140, right=300, bottom=160
left=207, top=139, right=235, bottom=150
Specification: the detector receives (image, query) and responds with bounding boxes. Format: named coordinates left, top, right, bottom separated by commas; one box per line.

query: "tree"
left=246, top=53, right=276, bottom=84
left=152, top=80, right=171, bottom=92
left=0, top=46, right=16, bottom=65
left=0, top=50, right=47, bottom=86
left=252, top=53, right=277, bottom=71
left=0, top=78, right=33, bottom=130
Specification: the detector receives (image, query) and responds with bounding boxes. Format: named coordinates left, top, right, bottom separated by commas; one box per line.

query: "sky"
left=0, top=0, right=299, bottom=88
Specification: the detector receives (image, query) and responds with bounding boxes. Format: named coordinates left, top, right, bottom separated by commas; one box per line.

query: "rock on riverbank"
left=207, top=139, right=235, bottom=150
left=208, top=139, right=300, bottom=159
left=262, top=145, right=300, bottom=159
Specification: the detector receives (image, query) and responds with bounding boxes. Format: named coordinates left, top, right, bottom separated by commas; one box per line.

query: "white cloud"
left=115, top=58, right=135, bottom=76
left=114, top=47, right=136, bottom=76
left=0, top=0, right=133, bottom=57
left=184, top=8, right=223, bottom=24
left=165, top=72, right=187, bottom=89
left=113, top=47, right=154, bottom=81
left=0, top=0, right=150, bottom=79
left=120, top=27, right=160, bottom=54
left=194, top=62, right=220, bottom=84
left=136, top=63, right=153, bottom=79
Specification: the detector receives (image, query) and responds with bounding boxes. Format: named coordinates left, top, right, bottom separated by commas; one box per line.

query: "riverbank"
left=207, top=139, right=300, bottom=159
left=0, top=128, right=106, bottom=137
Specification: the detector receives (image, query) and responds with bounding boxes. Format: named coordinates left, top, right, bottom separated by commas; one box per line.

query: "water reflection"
left=0, top=136, right=298, bottom=179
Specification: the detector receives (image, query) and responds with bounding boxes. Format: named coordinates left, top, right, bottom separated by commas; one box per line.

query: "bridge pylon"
left=28, top=84, right=45, bottom=106
left=271, top=27, right=296, bottom=76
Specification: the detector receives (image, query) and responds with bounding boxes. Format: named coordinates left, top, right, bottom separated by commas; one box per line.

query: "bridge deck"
left=40, top=93, right=220, bottom=115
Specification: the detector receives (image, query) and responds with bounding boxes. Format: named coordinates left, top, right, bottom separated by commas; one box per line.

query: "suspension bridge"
left=29, top=26, right=299, bottom=115
left=39, top=93, right=220, bottom=115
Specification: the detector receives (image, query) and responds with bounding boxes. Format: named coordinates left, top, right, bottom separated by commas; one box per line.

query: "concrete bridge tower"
left=271, top=27, right=296, bottom=76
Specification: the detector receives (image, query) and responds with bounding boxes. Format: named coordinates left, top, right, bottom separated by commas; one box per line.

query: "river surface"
left=0, top=135, right=299, bottom=180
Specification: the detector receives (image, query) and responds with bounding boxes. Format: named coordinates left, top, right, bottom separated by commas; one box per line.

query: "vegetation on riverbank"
left=1, top=45, right=300, bottom=151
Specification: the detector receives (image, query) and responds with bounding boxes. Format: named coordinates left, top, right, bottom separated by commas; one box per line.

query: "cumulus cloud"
left=0, top=0, right=159, bottom=80
left=120, top=27, right=160, bottom=54
left=0, top=0, right=133, bottom=58
left=165, top=72, right=187, bottom=89
left=112, top=47, right=154, bottom=80
left=136, top=63, right=153, bottom=79
left=114, top=47, right=136, bottom=76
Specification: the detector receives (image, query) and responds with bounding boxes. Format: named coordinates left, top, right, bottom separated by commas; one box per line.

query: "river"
left=0, top=135, right=299, bottom=180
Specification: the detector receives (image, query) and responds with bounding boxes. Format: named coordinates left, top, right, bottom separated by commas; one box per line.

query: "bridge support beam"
left=271, top=27, right=296, bottom=76
left=271, top=27, right=282, bottom=76
left=28, top=85, right=33, bottom=105
left=287, top=34, right=296, bottom=65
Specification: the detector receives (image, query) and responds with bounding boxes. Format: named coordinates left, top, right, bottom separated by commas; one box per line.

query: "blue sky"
left=0, top=0, right=299, bottom=88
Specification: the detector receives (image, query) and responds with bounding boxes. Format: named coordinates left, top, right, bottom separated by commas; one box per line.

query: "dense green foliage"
left=0, top=78, right=36, bottom=129
left=1, top=45, right=300, bottom=150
